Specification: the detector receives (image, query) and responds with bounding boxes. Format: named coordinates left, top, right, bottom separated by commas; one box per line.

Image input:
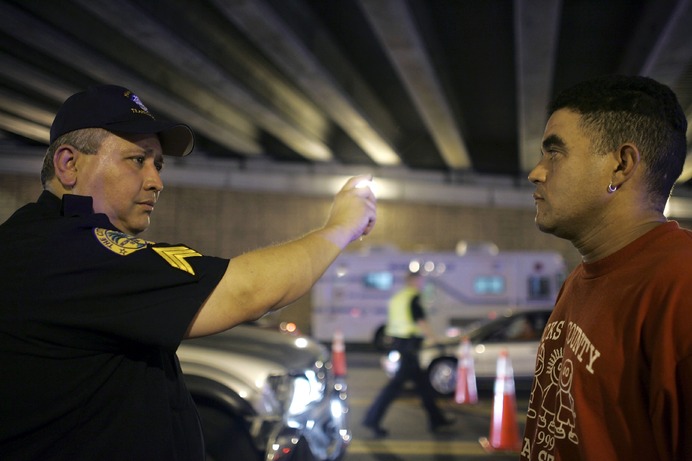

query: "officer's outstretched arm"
left=185, top=175, right=376, bottom=338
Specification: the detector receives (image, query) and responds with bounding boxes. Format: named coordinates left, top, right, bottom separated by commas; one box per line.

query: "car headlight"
left=287, top=369, right=325, bottom=416
left=264, top=367, right=326, bottom=418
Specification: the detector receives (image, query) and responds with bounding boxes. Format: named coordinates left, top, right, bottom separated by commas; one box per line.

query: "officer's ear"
left=53, top=145, right=79, bottom=189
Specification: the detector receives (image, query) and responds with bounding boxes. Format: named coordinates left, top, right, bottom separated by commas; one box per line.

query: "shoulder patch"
left=94, top=228, right=152, bottom=255
left=152, top=246, right=202, bottom=275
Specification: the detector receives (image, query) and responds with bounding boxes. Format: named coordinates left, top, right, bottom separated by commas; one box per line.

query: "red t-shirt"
left=522, top=221, right=692, bottom=461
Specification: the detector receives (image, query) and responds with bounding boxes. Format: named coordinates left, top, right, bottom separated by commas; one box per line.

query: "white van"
left=311, top=245, right=566, bottom=348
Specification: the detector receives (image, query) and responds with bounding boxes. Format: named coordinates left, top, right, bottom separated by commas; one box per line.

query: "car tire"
left=196, top=401, right=261, bottom=461
left=427, top=357, right=458, bottom=397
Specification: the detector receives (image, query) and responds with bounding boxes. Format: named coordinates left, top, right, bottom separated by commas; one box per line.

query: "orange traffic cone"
left=479, top=349, right=521, bottom=453
left=454, top=337, right=478, bottom=404
left=331, top=329, right=347, bottom=377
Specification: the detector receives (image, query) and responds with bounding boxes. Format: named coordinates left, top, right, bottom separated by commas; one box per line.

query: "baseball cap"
left=50, top=84, right=194, bottom=157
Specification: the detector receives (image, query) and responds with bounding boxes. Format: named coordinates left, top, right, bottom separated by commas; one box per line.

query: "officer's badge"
left=94, top=228, right=151, bottom=255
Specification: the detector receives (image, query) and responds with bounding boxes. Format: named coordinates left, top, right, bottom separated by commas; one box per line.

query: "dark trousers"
left=363, top=337, right=445, bottom=427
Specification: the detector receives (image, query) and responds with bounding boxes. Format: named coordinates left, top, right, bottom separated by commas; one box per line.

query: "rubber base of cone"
left=478, top=436, right=521, bottom=453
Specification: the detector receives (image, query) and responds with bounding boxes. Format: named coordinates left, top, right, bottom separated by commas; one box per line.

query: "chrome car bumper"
left=264, top=380, right=350, bottom=461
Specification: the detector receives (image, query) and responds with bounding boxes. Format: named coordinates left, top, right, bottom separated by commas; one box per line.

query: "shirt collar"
left=38, top=191, right=94, bottom=217
left=62, top=194, right=95, bottom=217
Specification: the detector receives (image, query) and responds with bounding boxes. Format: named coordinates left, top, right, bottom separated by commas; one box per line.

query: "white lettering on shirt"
left=565, top=321, right=601, bottom=374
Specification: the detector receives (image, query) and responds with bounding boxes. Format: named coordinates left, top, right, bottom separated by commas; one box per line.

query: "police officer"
left=362, top=271, right=453, bottom=437
left=0, top=84, right=376, bottom=460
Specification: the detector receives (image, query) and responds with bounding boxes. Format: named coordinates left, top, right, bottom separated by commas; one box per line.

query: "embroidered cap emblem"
left=124, top=90, right=150, bottom=113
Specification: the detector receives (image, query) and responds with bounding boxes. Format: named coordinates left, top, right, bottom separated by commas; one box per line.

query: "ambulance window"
left=363, top=272, right=394, bottom=290
left=528, top=275, right=550, bottom=299
left=473, top=275, right=505, bottom=294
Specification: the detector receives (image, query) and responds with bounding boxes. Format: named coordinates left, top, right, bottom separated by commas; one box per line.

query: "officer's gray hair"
left=40, top=128, right=110, bottom=187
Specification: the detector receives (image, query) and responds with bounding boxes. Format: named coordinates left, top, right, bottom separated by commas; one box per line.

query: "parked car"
left=381, top=309, right=553, bottom=396
left=178, top=323, right=350, bottom=461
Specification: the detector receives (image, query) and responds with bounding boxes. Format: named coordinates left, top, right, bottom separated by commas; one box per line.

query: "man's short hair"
left=549, top=75, right=687, bottom=209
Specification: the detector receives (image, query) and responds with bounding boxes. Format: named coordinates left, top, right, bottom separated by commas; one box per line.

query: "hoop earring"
left=608, top=183, right=618, bottom=193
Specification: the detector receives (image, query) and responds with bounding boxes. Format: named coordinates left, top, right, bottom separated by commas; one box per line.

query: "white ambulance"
left=311, top=244, right=566, bottom=348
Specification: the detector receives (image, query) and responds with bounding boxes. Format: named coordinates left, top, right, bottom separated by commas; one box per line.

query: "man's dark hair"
left=549, top=75, right=687, bottom=210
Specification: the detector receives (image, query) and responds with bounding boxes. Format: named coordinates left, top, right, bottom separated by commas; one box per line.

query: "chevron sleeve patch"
left=152, top=246, right=202, bottom=276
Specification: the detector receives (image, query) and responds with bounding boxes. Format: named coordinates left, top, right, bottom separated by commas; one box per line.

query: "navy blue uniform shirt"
left=0, top=191, right=229, bottom=460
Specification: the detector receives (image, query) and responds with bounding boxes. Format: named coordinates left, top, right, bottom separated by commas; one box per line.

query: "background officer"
left=362, top=271, right=453, bottom=437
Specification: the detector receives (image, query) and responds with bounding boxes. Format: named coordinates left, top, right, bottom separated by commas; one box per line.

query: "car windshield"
left=465, top=311, right=551, bottom=343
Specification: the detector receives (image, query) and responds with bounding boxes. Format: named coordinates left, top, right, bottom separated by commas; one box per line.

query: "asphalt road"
left=341, top=350, right=529, bottom=461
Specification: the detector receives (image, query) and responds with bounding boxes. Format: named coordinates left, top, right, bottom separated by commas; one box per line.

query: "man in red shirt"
left=522, top=75, right=692, bottom=460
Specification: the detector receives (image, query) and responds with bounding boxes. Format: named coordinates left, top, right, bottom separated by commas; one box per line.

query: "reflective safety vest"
left=385, top=286, right=422, bottom=338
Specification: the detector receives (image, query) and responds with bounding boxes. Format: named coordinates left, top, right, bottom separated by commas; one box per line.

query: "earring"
left=608, top=183, right=618, bottom=193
